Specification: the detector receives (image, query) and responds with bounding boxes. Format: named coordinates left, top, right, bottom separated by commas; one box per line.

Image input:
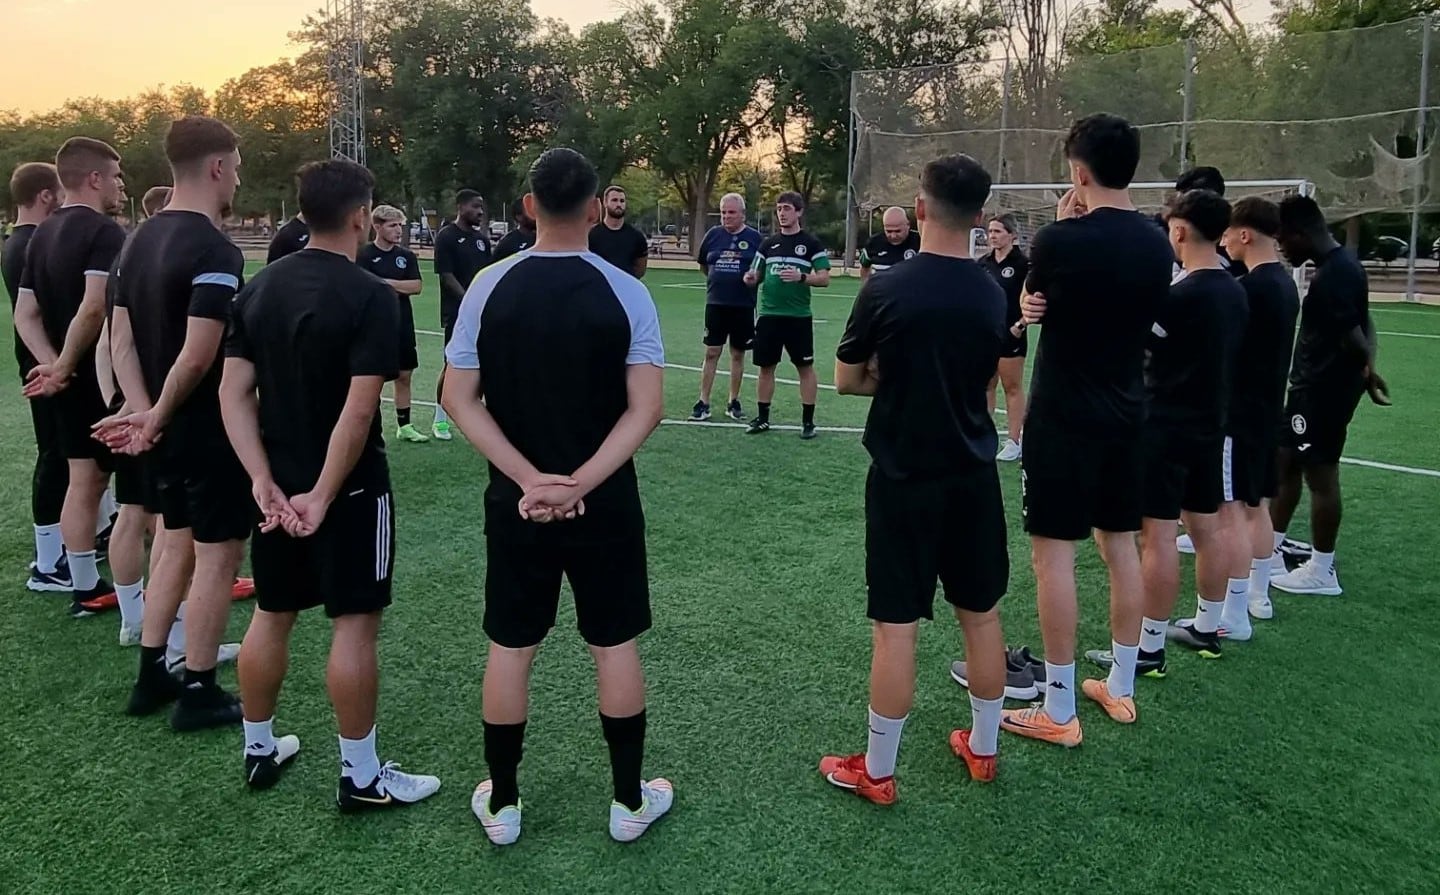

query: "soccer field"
left=1, top=264, right=1437, bottom=894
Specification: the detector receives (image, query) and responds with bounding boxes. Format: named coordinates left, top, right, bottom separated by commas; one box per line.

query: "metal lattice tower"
left=327, top=0, right=365, bottom=166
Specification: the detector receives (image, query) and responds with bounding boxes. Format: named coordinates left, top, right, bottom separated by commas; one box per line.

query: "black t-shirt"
left=1146, top=268, right=1249, bottom=436
left=357, top=243, right=421, bottom=296
left=492, top=227, right=535, bottom=262
left=860, top=231, right=920, bottom=273
left=837, top=253, right=1006, bottom=478
left=1025, top=208, right=1173, bottom=436
left=978, top=247, right=1029, bottom=327
left=445, top=251, right=665, bottom=544
left=434, top=222, right=492, bottom=304
left=1230, top=262, right=1300, bottom=437
left=266, top=216, right=310, bottom=264
left=1290, top=247, right=1369, bottom=392
left=113, top=210, right=245, bottom=441
left=19, top=205, right=126, bottom=380
left=226, top=249, right=398, bottom=495
left=2, top=223, right=38, bottom=375
left=588, top=222, right=648, bottom=273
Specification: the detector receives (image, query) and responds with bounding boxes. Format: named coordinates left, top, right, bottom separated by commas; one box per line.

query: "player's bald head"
left=883, top=206, right=908, bottom=226
left=882, top=206, right=911, bottom=243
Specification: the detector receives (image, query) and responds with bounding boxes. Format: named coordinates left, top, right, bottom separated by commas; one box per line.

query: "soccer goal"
left=984, top=179, right=1317, bottom=292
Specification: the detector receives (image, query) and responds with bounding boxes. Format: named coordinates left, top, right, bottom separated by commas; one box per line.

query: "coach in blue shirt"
left=690, top=192, right=762, bottom=423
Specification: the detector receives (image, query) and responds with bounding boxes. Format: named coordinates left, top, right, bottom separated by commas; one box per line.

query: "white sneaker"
left=432, top=421, right=453, bottom=441
left=996, top=439, right=1022, bottom=462
left=609, top=778, right=674, bottom=843
left=1219, top=613, right=1253, bottom=642
left=471, top=780, right=522, bottom=845
left=1176, top=533, right=1196, bottom=555
left=1248, top=590, right=1274, bottom=620
left=1272, top=559, right=1342, bottom=596
left=167, top=642, right=242, bottom=674
left=119, top=623, right=143, bottom=647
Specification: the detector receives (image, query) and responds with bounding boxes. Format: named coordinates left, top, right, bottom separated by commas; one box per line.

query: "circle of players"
left=0, top=111, right=1389, bottom=842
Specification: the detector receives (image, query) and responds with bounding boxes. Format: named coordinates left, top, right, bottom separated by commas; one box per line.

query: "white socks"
left=1272, top=531, right=1286, bottom=554
left=1249, top=555, right=1271, bottom=594
left=968, top=694, right=1002, bottom=756
left=34, top=524, right=63, bottom=573
left=434, top=406, right=449, bottom=425
left=1193, top=596, right=1225, bottom=633
left=96, top=490, right=117, bottom=533
left=340, top=726, right=381, bottom=787
left=864, top=707, right=907, bottom=780
left=1106, top=641, right=1139, bottom=698
left=244, top=718, right=276, bottom=757
left=68, top=550, right=99, bottom=592
left=167, top=602, right=187, bottom=667
left=1311, top=550, right=1336, bottom=575
left=1139, top=616, right=1168, bottom=654
left=116, top=580, right=144, bottom=629
left=1044, top=662, right=1076, bottom=723
left=1223, top=578, right=1249, bottom=623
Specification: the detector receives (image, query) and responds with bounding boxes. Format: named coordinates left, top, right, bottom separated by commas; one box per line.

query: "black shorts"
left=484, top=532, right=652, bottom=649
left=999, top=329, right=1029, bottom=359
left=398, top=298, right=419, bottom=371
left=866, top=464, right=1009, bottom=623
left=1022, top=415, right=1143, bottom=539
left=441, top=298, right=461, bottom=348
left=753, top=315, right=814, bottom=368
left=54, top=380, right=113, bottom=467
left=253, top=488, right=395, bottom=618
left=153, top=437, right=254, bottom=543
left=1141, top=426, right=1225, bottom=520
left=702, top=305, right=755, bottom=351
left=113, top=454, right=158, bottom=512
left=1225, top=431, right=1277, bottom=507
left=1284, top=385, right=1363, bottom=465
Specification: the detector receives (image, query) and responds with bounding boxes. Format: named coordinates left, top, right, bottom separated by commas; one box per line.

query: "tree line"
left=1, top=0, right=1434, bottom=246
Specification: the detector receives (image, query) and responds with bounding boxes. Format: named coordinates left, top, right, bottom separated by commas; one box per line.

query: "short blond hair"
left=372, top=204, right=405, bottom=225
left=141, top=186, right=172, bottom=216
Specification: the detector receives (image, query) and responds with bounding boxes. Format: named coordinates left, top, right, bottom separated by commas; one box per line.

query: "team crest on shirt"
left=1291, top=414, right=1308, bottom=435
left=1001, top=266, right=1014, bottom=278
left=796, top=244, right=808, bottom=256
left=477, top=239, right=487, bottom=251
left=739, top=241, right=749, bottom=250
left=904, top=249, right=916, bottom=260
left=396, top=256, right=407, bottom=269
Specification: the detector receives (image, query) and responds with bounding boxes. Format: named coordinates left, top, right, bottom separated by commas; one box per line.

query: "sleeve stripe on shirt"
left=17, top=287, right=34, bottom=296
left=83, top=269, right=111, bottom=278
left=193, top=272, right=241, bottom=289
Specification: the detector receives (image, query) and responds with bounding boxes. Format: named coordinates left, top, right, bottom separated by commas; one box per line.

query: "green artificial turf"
left=0, top=264, right=1436, bottom=894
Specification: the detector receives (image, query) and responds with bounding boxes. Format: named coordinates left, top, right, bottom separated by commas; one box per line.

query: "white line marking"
left=663, top=362, right=1009, bottom=415
left=1372, top=307, right=1440, bottom=316
left=1338, top=457, right=1440, bottom=478
left=660, top=419, right=865, bottom=434
left=1378, top=331, right=1440, bottom=340
left=661, top=284, right=707, bottom=290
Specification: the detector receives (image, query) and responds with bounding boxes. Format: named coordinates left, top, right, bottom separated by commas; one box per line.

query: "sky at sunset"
left=5, top=0, right=1274, bottom=115
left=4, top=0, right=620, bottom=114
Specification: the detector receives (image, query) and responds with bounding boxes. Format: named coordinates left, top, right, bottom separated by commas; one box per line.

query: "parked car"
left=1371, top=235, right=1408, bottom=265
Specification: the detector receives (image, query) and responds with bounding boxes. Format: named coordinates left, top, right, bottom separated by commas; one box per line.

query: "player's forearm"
left=220, top=387, right=274, bottom=487
left=111, top=311, right=152, bottom=411
left=1344, top=324, right=1373, bottom=365
left=150, top=357, right=211, bottom=427
left=440, top=274, right=466, bottom=304
left=385, top=279, right=422, bottom=296
left=14, top=294, right=57, bottom=365
left=808, top=270, right=831, bottom=287
left=834, top=361, right=877, bottom=396
left=633, top=258, right=648, bottom=279
left=441, top=379, right=542, bottom=487
left=571, top=377, right=664, bottom=498
left=312, top=406, right=373, bottom=504
left=95, top=324, right=115, bottom=405
left=54, top=303, right=105, bottom=376
left=860, top=267, right=871, bottom=282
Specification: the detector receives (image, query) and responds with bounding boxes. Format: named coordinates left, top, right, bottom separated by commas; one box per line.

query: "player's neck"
left=164, top=185, right=224, bottom=225
left=14, top=206, right=49, bottom=227
left=307, top=232, right=360, bottom=261
left=534, top=218, right=591, bottom=252
left=1311, top=235, right=1342, bottom=262
left=780, top=224, right=801, bottom=236
left=1180, top=245, right=1224, bottom=271
left=1245, top=248, right=1280, bottom=268
left=1080, top=187, right=1135, bottom=212
left=604, top=216, right=626, bottom=230
left=920, top=228, right=973, bottom=259
left=992, top=245, right=1011, bottom=262
left=61, top=191, right=106, bottom=214
left=374, top=238, right=397, bottom=252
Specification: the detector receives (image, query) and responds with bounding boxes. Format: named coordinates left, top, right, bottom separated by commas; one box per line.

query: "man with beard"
left=15, top=138, right=128, bottom=618
left=588, top=185, right=649, bottom=279
left=432, top=189, right=490, bottom=441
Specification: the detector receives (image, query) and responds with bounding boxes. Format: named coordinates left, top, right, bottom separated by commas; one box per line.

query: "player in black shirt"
left=221, top=159, right=441, bottom=809
left=1269, top=195, right=1388, bottom=597
left=491, top=206, right=536, bottom=261
left=978, top=214, right=1029, bottom=462
left=858, top=206, right=920, bottom=281
left=588, top=185, right=649, bottom=278
left=823, top=153, right=1010, bottom=805
left=97, top=116, right=249, bottom=730
left=1002, top=115, right=1172, bottom=748
left=266, top=214, right=309, bottom=264
left=2, top=162, right=70, bottom=593
left=431, top=188, right=490, bottom=441
left=358, top=205, right=427, bottom=443
left=1171, top=167, right=1247, bottom=278
left=17, top=137, right=127, bottom=618
left=443, top=148, right=670, bottom=846
left=1212, top=197, right=1300, bottom=627
left=1132, top=190, right=1248, bottom=665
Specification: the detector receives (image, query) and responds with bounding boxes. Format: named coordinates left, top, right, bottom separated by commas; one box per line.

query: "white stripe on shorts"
left=1222, top=436, right=1234, bottom=503
left=374, top=493, right=391, bottom=582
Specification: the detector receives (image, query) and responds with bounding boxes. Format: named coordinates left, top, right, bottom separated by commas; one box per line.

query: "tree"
left=1067, top=0, right=1199, bottom=55
left=214, top=63, right=327, bottom=218
left=1273, top=0, right=1438, bottom=33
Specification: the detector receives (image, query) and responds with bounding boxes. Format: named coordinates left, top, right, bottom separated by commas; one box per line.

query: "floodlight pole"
left=1180, top=38, right=1196, bottom=172
left=327, top=0, right=366, bottom=166
left=997, top=55, right=1011, bottom=183
left=1405, top=16, right=1431, bottom=303
left=844, top=109, right=858, bottom=272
